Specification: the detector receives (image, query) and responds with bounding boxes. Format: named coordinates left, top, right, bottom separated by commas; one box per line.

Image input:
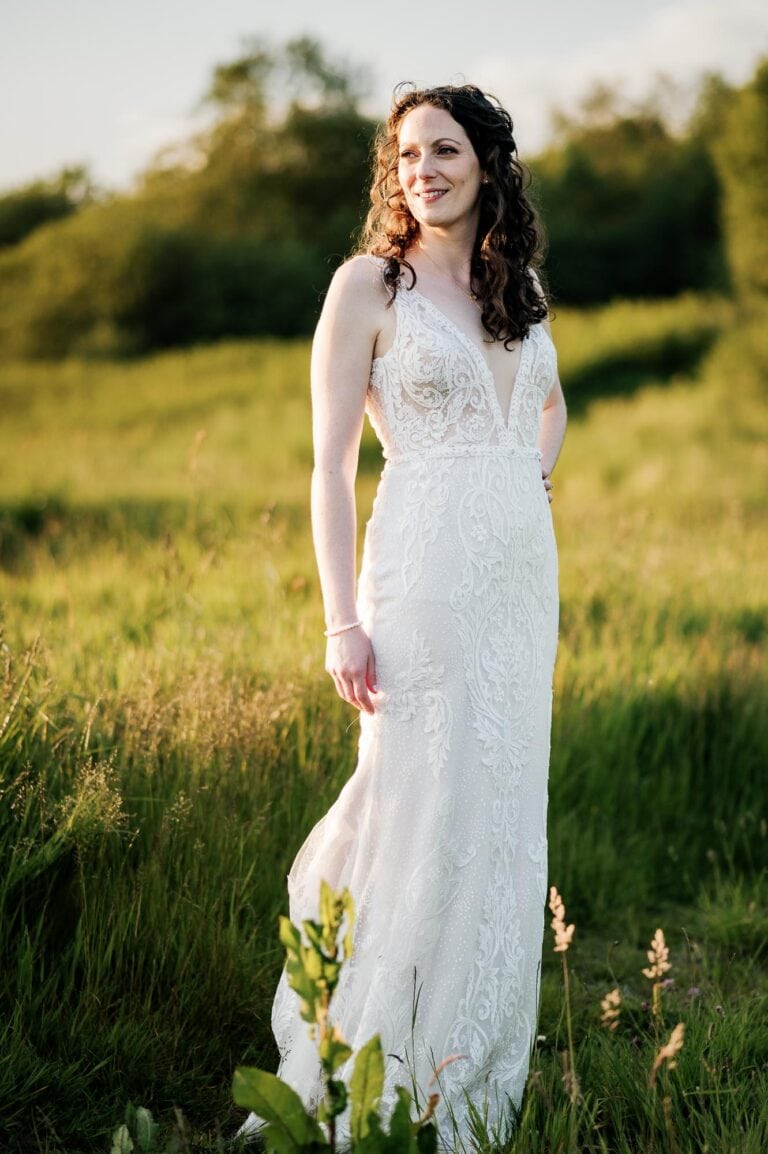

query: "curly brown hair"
left=357, top=83, right=550, bottom=346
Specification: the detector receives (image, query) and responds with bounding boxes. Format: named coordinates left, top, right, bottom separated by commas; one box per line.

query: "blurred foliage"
left=531, top=77, right=730, bottom=304
left=0, top=165, right=95, bottom=249
left=0, top=42, right=766, bottom=358
left=0, top=38, right=375, bottom=360
left=714, top=59, right=768, bottom=302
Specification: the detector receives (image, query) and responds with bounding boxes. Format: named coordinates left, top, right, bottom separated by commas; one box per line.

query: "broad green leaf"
left=262, top=1122, right=328, bottom=1154
left=319, top=881, right=334, bottom=934
left=341, top=891, right=356, bottom=958
left=299, top=1001, right=318, bottom=1025
left=284, top=961, right=319, bottom=1023
left=303, top=949, right=323, bottom=982
left=285, top=962, right=317, bottom=1002
left=111, top=1124, right=134, bottom=1154
left=385, top=1087, right=417, bottom=1153
left=356, top=1111, right=386, bottom=1154
left=134, top=1106, right=159, bottom=1152
left=303, top=921, right=327, bottom=953
left=415, top=1121, right=438, bottom=1154
left=322, top=959, right=341, bottom=981
left=279, top=917, right=302, bottom=953
left=349, top=1035, right=384, bottom=1142
left=232, top=1067, right=326, bottom=1152
left=302, top=916, right=324, bottom=943
left=284, top=955, right=310, bottom=983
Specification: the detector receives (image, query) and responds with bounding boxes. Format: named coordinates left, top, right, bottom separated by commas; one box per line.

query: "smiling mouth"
left=418, top=189, right=448, bottom=203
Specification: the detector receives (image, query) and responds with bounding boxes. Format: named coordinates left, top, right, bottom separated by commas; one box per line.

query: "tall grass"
left=0, top=291, right=766, bottom=1151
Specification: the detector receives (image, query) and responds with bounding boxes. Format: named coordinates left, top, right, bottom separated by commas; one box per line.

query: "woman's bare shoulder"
left=325, top=255, right=390, bottom=311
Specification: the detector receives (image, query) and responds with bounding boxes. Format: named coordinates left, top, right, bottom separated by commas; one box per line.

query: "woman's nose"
left=415, top=153, right=436, bottom=179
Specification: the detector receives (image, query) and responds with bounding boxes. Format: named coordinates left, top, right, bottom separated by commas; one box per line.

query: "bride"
left=239, top=82, right=567, bottom=1149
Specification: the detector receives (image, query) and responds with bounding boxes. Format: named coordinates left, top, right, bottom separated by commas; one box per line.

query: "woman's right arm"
left=310, top=257, right=387, bottom=715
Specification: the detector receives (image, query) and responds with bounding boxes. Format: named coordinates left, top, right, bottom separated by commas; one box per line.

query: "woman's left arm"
left=538, top=318, right=567, bottom=503
left=527, top=267, right=567, bottom=503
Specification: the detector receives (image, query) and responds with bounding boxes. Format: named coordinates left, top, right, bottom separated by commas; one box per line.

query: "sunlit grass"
left=0, top=292, right=766, bottom=1150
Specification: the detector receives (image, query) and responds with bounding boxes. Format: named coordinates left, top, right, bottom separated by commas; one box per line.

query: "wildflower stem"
left=562, top=952, right=577, bottom=1102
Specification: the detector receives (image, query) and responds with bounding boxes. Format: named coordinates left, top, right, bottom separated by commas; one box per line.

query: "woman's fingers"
left=330, top=665, right=372, bottom=713
left=331, top=671, right=350, bottom=705
left=335, top=674, right=371, bottom=714
left=347, top=664, right=374, bottom=713
left=327, top=631, right=377, bottom=713
left=353, top=676, right=375, bottom=714
left=367, top=650, right=379, bottom=695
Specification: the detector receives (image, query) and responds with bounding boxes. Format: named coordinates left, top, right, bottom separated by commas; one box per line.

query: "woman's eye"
left=399, top=150, right=417, bottom=159
left=438, top=146, right=457, bottom=154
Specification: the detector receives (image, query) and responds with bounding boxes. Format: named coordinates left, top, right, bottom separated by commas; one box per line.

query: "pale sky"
left=1, top=0, right=766, bottom=193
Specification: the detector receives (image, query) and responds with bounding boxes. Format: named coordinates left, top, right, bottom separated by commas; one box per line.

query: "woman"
left=239, top=83, right=567, bottom=1148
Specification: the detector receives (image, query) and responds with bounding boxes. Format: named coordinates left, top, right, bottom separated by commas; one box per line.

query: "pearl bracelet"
left=324, top=619, right=363, bottom=638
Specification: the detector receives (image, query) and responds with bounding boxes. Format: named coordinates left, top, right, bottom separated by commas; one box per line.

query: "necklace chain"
left=418, top=246, right=478, bottom=302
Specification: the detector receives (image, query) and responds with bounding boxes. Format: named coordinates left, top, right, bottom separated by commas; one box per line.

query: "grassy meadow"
left=1, top=291, right=767, bottom=1152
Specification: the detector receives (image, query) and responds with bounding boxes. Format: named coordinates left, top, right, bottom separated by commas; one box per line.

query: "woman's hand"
left=326, top=626, right=379, bottom=714
left=542, top=465, right=554, bottom=503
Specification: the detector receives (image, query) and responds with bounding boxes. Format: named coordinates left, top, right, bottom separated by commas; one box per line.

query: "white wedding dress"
left=238, top=264, right=559, bottom=1150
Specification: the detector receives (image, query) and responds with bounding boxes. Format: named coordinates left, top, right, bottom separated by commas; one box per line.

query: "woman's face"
left=396, top=104, right=484, bottom=233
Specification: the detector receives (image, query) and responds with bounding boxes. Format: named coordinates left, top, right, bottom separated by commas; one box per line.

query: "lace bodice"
left=367, top=280, right=558, bottom=463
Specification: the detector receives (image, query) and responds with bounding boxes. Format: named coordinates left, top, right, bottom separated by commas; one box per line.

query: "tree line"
left=0, top=39, right=765, bottom=360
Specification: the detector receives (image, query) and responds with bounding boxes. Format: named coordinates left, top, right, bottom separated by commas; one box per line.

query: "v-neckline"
left=407, top=286, right=530, bottom=429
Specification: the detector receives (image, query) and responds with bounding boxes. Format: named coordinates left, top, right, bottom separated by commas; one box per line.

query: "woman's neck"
left=413, top=234, right=473, bottom=280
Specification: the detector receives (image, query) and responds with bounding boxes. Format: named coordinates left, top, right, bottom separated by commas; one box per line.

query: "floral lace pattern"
left=368, top=276, right=557, bottom=462
left=241, top=264, right=559, bottom=1150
